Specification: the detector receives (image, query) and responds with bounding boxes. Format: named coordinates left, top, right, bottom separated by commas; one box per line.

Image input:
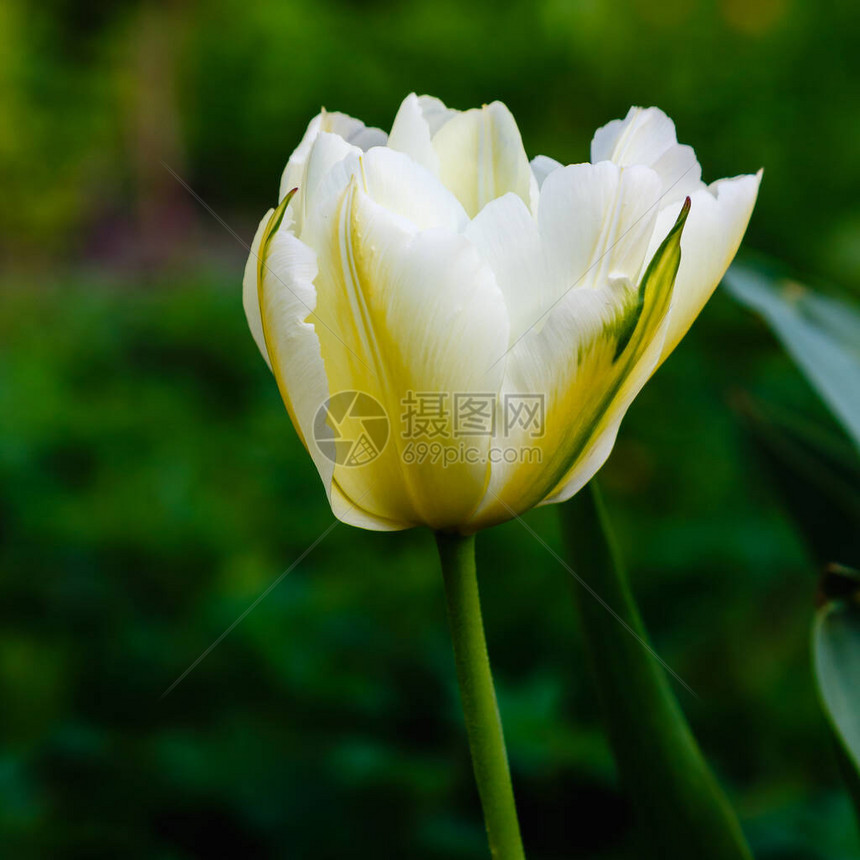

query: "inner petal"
left=431, top=102, right=537, bottom=218
left=591, top=106, right=703, bottom=203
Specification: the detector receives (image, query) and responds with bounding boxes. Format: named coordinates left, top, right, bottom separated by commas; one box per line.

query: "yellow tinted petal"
left=309, top=172, right=509, bottom=529
left=431, top=102, right=536, bottom=217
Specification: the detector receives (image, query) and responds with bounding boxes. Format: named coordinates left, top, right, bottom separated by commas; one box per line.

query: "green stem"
left=435, top=531, right=526, bottom=860
left=562, top=482, right=752, bottom=859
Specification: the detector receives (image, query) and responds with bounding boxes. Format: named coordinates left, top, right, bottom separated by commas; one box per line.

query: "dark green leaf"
left=734, top=394, right=860, bottom=568
left=561, top=483, right=752, bottom=860
left=814, top=592, right=860, bottom=775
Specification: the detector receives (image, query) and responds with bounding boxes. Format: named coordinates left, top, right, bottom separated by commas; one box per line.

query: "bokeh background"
left=2, top=0, right=860, bottom=857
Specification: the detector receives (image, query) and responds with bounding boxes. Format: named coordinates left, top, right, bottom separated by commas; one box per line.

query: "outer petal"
left=591, top=106, right=703, bottom=204
left=431, top=101, right=538, bottom=217
left=539, top=201, right=690, bottom=508
left=468, top=195, right=689, bottom=530
left=242, top=212, right=273, bottom=370
left=307, top=178, right=510, bottom=530
left=593, top=107, right=761, bottom=365
left=652, top=170, right=762, bottom=361
left=258, top=201, right=406, bottom=531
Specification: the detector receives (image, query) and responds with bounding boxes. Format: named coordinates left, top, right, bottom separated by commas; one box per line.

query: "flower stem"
left=435, top=531, right=526, bottom=860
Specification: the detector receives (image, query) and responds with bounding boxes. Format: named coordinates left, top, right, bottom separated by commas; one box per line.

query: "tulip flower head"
left=243, top=95, right=760, bottom=533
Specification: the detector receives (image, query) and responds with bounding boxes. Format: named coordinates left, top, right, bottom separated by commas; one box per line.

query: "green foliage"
left=2, top=276, right=857, bottom=857
left=5, top=0, right=860, bottom=299
left=562, top=483, right=752, bottom=860
left=733, top=395, right=860, bottom=570
left=725, top=266, right=860, bottom=453
left=725, top=266, right=860, bottom=841
left=4, top=0, right=860, bottom=855
left=814, top=569, right=860, bottom=824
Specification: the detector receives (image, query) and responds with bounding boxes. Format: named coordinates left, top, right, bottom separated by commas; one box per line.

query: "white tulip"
left=244, top=95, right=760, bottom=532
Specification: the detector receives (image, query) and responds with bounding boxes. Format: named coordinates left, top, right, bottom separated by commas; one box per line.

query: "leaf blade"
left=814, top=597, right=860, bottom=774
left=724, top=265, right=860, bottom=452
left=561, top=483, right=752, bottom=859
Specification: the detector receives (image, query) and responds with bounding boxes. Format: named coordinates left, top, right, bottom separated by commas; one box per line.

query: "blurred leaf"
left=733, top=394, right=860, bottom=568
left=724, top=265, right=860, bottom=452
left=561, top=483, right=752, bottom=860
left=813, top=569, right=860, bottom=820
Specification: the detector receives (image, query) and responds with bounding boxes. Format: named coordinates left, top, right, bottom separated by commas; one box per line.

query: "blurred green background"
left=2, top=0, right=860, bottom=857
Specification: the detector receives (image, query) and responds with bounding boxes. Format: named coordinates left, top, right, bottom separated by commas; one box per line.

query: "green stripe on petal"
left=614, top=197, right=689, bottom=368
left=544, top=196, right=689, bottom=496
left=468, top=196, right=689, bottom=530
left=257, top=188, right=297, bottom=291
left=256, top=189, right=307, bottom=443
left=609, top=198, right=689, bottom=362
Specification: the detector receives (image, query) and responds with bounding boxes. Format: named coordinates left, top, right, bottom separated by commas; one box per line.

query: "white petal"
left=259, top=211, right=408, bottom=531
left=591, top=106, right=703, bottom=203
left=338, top=123, right=387, bottom=152
left=310, top=181, right=510, bottom=529
left=535, top=165, right=760, bottom=503
left=329, top=482, right=412, bottom=531
left=278, top=109, right=386, bottom=203
left=469, top=277, right=651, bottom=526
left=467, top=191, right=687, bottom=530
left=416, top=94, right=458, bottom=135
left=467, top=161, right=662, bottom=382
left=256, top=219, right=329, bottom=479
left=289, top=131, right=362, bottom=236
left=530, top=154, right=563, bottom=189
left=431, top=101, right=537, bottom=217
left=360, top=147, right=468, bottom=231
left=259, top=221, right=327, bottom=455
left=319, top=110, right=387, bottom=149
left=302, top=146, right=469, bottom=244
left=388, top=93, right=440, bottom=174
left=538, top=412, right=624, bottom=506
left=654, top=170, right=762, bottom=361
left=465, top=192, right=549, bottom=343
left=278, top=115, right=325, bottom=204
left=649, top=142, right=702, bottom=204
left=539, top=162, right=662, bottom=300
